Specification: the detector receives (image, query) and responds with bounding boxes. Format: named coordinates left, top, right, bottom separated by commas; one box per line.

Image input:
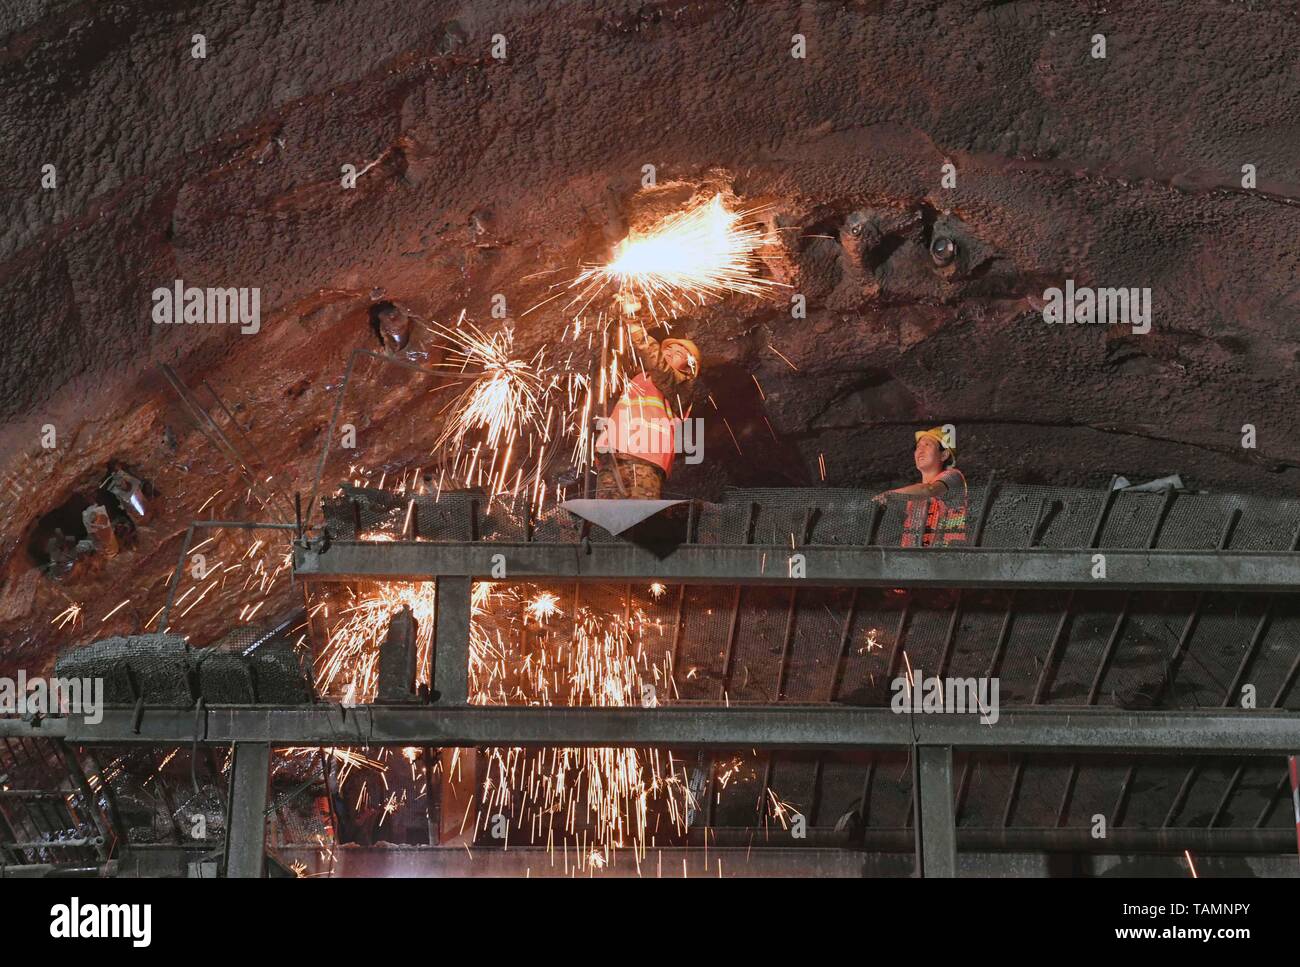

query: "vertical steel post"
left=433, top=577, right=471, bottom=704
left=225, top=742, right=270, bottom=878
left=914, top=745, right=957, bottom=878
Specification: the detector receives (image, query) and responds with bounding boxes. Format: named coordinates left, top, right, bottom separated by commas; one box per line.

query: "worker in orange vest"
left=595, top=322, right=701, bottom=499
left=873, top=427, right=968, bottom=546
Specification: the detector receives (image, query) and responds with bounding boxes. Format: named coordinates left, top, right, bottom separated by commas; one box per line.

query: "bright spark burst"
left=569, top=194, right=781, bottom=323
left=524, top=591, right=562, bottom=623
left=648, top=582, right=667, bottom=600
left=858, top=627, right=881, bottom=656
left=51, top=602, right=82, bottom=629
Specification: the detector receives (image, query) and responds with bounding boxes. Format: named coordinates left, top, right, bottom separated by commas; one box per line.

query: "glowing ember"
left=569, top=194, right=781, bottom=322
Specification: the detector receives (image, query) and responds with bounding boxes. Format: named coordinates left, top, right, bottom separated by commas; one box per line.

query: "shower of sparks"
left=160, top=536, right=295, bottom=640
left=316, top=582, right=700, bottom=870
left=283, top=747, right=386, bottom=785
left=424, top=312, right=591, bottom=511
left=315, top=581, right=800, bottom=871
left=315, top=581, right=441, bottom=700
left=648, top=582, right=667, bottom=600
left=473, top=604, right=691, bottom=870
left=568, top=194, right=782, bottom=323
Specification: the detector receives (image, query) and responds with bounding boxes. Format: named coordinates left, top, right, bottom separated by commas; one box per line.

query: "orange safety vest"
left=598, top=372, right=677, bottom=476
left=901, top=469, right=968, bottom=547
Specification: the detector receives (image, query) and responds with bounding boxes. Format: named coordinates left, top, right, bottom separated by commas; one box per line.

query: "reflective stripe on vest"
left=603, top=373, right=676, bottom=476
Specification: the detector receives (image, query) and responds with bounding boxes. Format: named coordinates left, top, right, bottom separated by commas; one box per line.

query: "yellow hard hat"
left=915, top=426, right=956, bottom=464
left=662, top=337, right=702, bottom=375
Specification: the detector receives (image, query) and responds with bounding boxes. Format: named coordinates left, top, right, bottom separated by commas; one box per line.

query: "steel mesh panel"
left=54, top=635, right=193, bottom=704
left=691, top=500, right=733, bottom=544
left=1155, top=495, right=1240, bottom=549
left=1172, top=593, right=1268, bottom=708
left=992, top=592, right=1068, bottom=704
left=872, top=500, right=910, bottom=547
left=975, top=485, right=1105, bottom=549
left=861, top=751, right=912, bottom=828
left=1046, top=595, right=1127, bottom=705
left=1119, top=760, right=1194, bottom=828
left=710, top=751, right=766, bottom=825
left=957, top=753, right=1017, bottom=827
left=1227, top=495, right=1300, bottom=550
left=1095, top=593, right=1195, bottom=706
left=1058, top=758, right=1130, bottom=828
left=1170, top=761, right=1235, bottom=827
left=805, top=493, right=877, bottom=544
left=1010, top=758, right=1072, bottom=827
left=835, top=590, right=905, bottom=706
left=720, top=488, right=830, bottom=546
left=894, top=592, right=959, bottom=681
left=1229, top=761, right=1292, bottom=828
left=97, top=746, right=227, bottom=849
left=1098, top=492, right=1166, bottom=548
left=531, top=501, right=584, bottom=543
left=814, top=753, right=872, bottom=827
left=1035, top=489, right=1107, bottom=548
left=726, top=587, right=789, bottom=701
left=976, top=489, right=1050, bottom=548
left=268, top=752, right=333, bottom=850
left=674, top=585, right=738, bottom=700
left=1244, top=599, right=1300, bottom=709
left=768, top=754, right=819, bottom=826
left=786, top=587, right=854, bottom=701
left=945, top=591, right=1010, bottom=682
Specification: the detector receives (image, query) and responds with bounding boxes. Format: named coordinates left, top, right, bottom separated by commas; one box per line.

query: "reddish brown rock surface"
left=2, top=1, right=1297, bottom=670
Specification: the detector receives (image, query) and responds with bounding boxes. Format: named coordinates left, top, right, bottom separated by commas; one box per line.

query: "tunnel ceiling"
left=1, top=1, right=1299, bottom=659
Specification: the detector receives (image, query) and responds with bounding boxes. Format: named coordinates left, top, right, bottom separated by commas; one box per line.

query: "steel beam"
left=690, top=826, right=1298, bottom=854
left=7, top=706, right=1298, bottom=754
left=294, top=541, right=1300, bottom=591
left=224, top=743, right=270, bottom=879
left=915, top=746, right=957, bottom=877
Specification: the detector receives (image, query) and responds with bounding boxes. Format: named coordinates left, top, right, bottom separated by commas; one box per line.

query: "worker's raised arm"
left=628, top=322, right=690, bottom=393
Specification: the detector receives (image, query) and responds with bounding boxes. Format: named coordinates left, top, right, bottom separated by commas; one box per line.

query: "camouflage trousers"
left=596, top=455, right=665, bottom=499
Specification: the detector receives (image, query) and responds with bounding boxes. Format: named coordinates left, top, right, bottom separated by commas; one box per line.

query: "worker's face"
left=663, top=344, right=693, bottom=376
left=914, top=437, right=947, bottom=474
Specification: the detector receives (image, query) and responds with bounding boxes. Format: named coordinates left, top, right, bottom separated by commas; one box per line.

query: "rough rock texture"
left=1, top=1, right=1298, bottom=667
